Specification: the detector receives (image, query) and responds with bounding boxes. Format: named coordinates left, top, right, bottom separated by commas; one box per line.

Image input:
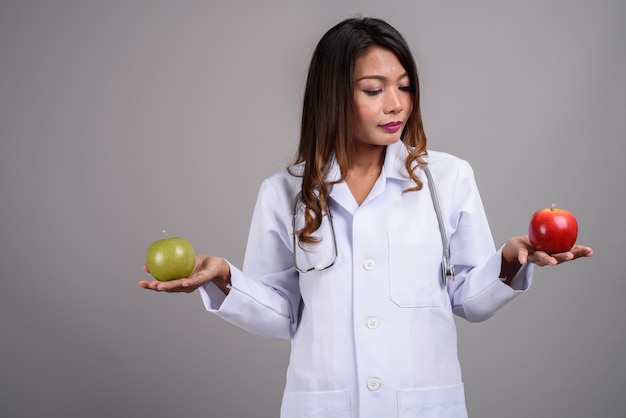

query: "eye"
left=363, top=89, right=382, bottom=96
left=399, top=85, right=413, bottom=93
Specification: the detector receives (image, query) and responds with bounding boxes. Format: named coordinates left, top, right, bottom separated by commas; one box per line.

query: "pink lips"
left=379, top=121, right=403, bottom=133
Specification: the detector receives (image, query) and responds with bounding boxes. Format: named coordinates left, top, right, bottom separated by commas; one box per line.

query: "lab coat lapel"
left=326, top=159, right=359, bottom=214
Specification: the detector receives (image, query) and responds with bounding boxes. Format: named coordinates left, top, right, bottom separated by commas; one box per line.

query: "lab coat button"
left=367, top=378, right=381, bottom=391
left=366, top=317, right=379, bottom=330
left=363, top=259, right=376, bottom=271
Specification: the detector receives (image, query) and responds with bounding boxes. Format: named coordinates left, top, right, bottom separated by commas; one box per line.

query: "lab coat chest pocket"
left=388, top=229, right=443, bottom=308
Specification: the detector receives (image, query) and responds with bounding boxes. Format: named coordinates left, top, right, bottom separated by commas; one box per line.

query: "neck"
left=345, top=144, right=386, bottom=206
left=349, top=144, right=386, bottom=176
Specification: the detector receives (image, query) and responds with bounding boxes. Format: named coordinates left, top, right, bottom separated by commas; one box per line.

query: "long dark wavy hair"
left=291, top=17, right=428, bottom=245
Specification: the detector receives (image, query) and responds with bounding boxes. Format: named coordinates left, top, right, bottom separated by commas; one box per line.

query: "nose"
left=384, top=89, right=403, bottom=114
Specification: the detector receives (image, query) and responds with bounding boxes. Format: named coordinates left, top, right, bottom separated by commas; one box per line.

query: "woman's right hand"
left=137, top=255, right=232, bottom=294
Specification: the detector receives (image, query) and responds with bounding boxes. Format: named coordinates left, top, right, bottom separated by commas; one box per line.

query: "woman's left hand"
left=503, top=235, right=593, bottom=267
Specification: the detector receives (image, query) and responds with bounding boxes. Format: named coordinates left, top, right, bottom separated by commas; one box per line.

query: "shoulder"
left=424, top=150, right=474, bottom=180
left=425, top=149, right=464, bottom=166
left=259, top=164, right=303, bottom=200
left=421, top=150, right=481, bottom=204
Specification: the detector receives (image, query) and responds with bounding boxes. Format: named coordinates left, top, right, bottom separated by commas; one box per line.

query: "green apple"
left=146, top=231, right=195, bottom=281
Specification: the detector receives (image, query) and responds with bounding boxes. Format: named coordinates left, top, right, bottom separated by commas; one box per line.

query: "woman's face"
left=352, top=46, right=413, bottom=148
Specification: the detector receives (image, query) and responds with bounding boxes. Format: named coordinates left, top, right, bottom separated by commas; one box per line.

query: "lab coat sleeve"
left=449, top=249, right=533, bottom=322
left=444, top=161, right=533, bottom=322
left=198, top=175, right=301, bottom=339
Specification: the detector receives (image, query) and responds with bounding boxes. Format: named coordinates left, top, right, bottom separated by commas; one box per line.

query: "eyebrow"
left=356, top=72, right=409, bottom=82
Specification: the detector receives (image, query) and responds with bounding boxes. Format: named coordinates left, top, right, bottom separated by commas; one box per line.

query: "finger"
left=516, top=247, right=529, bottom=265
left=549, top=245, right=593, bottom=263
left=137, top=280, right=165, bottom=291
left=155, top=278, right=201, bottom=293
left=528, top=251, right=558, bottom=266
left=137, top=280, right=151, bottom=289
left=550, top=251, right=575, bottom=264
left=571, top=245, right=594, bottom=258
left=161, top=282, right=189, bottom=293
left=173, top=277, right=203, bottom=293
left=137, top=276, right=202, bottom=293
left=152, top=279, right=183, bottom=291
left=142, top=264, right=149, bottom=273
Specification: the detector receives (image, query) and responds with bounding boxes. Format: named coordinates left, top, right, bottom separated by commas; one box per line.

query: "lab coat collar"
left=382, top=139, right=416, bottom=181
left=325, top=140, right=413, bottom=183
left=327, top=140, right=417, bottom=213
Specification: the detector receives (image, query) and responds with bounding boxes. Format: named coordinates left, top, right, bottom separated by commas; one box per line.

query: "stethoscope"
left=291, top=165, right=455, bottom=286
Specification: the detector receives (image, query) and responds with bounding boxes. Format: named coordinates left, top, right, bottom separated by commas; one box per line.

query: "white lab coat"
left=200, top=140, right=532, bottom=418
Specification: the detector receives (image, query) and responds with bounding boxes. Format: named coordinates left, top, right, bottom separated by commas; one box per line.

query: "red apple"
left=528, top=204, right=578, bottom=254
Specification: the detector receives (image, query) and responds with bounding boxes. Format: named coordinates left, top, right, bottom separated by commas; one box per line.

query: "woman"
left=139, top=17, right=592, bottom=417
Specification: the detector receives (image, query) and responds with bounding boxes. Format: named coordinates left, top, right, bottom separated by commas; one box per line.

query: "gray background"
left=1, top=1, right=624, bottom=417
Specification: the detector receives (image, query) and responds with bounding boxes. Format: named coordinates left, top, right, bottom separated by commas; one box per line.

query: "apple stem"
left=162, top=230, right=169, bottom=239
left=551, top=203, right=556, bottom=211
